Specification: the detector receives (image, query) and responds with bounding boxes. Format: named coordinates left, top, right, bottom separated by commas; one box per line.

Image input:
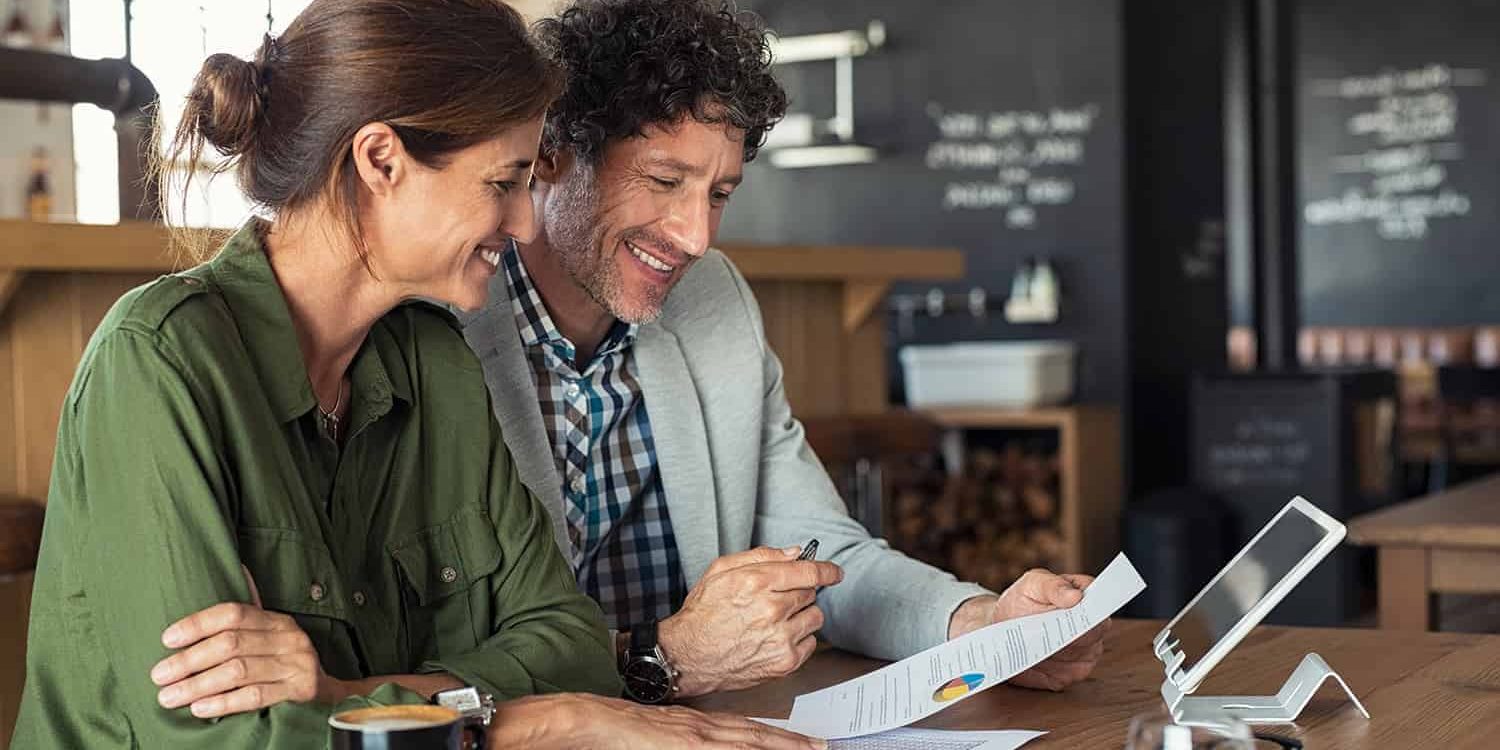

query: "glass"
left=1169, top=508, right=1328, bottom=675
left=1124, top=710, right=1253, bottom=750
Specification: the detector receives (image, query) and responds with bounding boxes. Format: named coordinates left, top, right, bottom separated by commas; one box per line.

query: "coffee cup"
left=329, top=704, right=485, bottom=749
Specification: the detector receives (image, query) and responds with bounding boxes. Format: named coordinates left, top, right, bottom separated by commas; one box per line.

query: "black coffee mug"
left=329, top=704, right=485, bottom=750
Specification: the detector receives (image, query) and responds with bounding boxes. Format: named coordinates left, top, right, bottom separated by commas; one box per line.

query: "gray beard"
left=543, top=167, right=665, bottom=325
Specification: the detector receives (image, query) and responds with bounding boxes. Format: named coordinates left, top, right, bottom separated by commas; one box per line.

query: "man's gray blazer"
left=462, top=249, right=990, bottom=660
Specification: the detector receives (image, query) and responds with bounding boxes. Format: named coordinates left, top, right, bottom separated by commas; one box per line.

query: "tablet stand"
left=1155, top=635, right=1371, bottom=726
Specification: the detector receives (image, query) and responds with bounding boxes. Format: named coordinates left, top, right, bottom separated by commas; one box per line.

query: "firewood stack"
left=886, top=441, right=1065, bottom=593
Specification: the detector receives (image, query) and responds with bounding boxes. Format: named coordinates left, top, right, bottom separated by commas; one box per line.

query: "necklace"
left=317, top=378, right=346, bottom=442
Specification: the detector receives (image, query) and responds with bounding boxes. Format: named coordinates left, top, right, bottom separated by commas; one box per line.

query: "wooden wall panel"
left=11, top=274, right=80, bottom=501
left=750, top=280, right=850, bottom=418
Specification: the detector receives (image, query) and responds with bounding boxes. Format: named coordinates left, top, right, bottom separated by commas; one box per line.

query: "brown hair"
left=155, top=0, right=562, bottom=261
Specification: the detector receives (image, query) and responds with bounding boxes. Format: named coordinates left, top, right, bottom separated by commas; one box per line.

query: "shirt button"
left=440, top=566, right=459, bottom=584
left=352, top=590, right=367, bottom=607
left=308, top=582, right=326, bottom=602
left=565, top=382, right=580, bottom=398
left=570, top=476, right=585, bottom=493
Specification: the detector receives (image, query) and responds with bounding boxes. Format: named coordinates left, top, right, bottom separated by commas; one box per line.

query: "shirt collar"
left=202, top=219, right=411, bottom=424
left=502, top=242, right=638, bottom=364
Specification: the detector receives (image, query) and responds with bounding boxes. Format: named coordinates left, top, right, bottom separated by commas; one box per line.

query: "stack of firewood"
left=886, top=442, right=1065, bottom=593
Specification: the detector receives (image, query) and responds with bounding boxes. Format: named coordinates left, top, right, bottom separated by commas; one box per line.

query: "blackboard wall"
left=720, top=0, right=1127, bottom=403
left=1230, top=0, right=1500, bottom=327
left=1125, top=0, right=1230, bottom=499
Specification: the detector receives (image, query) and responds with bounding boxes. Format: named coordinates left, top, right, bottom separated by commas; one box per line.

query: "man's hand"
left=947, top=569, right=1108, bottom=691
left=658, top=546, right=844, bottom=697
left=491, top=693, right=825, bottom=749
left=149, top=567, right=348, bottom=717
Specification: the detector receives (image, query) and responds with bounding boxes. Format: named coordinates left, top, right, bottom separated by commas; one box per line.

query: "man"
left=463, top=0, right=1108, bottom=702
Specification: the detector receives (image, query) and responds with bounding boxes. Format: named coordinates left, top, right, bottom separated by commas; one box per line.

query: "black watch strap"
left=629, top=619, right=659, bottom=653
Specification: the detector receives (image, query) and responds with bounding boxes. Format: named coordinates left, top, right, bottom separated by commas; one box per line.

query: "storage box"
left=899, top=341, right=1076, bottom=407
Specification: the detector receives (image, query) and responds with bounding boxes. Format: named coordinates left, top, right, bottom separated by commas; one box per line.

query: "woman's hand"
left=492, top=693, right=826, bottom=750
left=149, top=568, right=347, bottom=718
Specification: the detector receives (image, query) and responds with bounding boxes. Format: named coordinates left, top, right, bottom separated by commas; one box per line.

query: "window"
left=70, top=0, right=313, bottom=226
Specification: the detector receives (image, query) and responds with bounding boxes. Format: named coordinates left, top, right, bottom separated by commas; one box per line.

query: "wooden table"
left=688, top=619, right=1500, bottom=748
left=1347, top=472, right=1500, bottom=631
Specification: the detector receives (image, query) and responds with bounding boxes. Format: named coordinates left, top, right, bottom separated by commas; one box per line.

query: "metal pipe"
left=768, top=21, right=884, bottom=64
left=0, top=48, right=160, bottom=220
left=1225, top=0, right=1299, bottom=371
left=831, top=55, right=855, bottom=143
left=1253, top=0, right=1299, bottom=371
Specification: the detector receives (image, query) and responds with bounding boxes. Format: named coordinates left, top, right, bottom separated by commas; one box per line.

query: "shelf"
left=920, top=404, right=1122, bottom=574
left=921, top=404, right=1115, bottom=431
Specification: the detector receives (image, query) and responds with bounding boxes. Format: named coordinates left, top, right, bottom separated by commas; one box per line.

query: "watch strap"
left=629, top=619, right=659, bottom=653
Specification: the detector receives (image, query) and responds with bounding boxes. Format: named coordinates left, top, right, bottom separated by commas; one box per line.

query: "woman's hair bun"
left=190, top=53, right=264, bottom=156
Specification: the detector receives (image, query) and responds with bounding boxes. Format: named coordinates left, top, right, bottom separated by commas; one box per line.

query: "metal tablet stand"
left=1154, top=632, right=1371, bottom=726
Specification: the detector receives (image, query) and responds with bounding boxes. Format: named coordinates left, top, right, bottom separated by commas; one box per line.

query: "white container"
left=899, top=340, right=1077, bottom=408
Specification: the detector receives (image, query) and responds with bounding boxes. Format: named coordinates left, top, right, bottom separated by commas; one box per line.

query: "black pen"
left=796, top=538, right=820, bottom=561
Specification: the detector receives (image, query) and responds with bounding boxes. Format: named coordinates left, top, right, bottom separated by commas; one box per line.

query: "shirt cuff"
left=930, top=582, right=996, bottom=645
left=334, top=681, right=432, bottom=712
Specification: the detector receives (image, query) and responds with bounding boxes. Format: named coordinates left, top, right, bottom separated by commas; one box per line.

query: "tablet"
left=1153, top=496, right=1345, bottom=693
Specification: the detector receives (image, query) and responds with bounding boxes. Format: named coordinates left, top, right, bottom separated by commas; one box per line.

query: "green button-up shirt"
left=14, top=222, right=620, bottom=748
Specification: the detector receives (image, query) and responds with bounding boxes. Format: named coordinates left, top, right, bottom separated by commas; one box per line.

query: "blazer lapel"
left=634, top=324, right=720, bottom=584
left=462, top=278, right=570, bottom=556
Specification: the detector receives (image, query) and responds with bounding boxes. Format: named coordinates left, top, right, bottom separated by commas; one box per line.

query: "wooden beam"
left=841, top=280, right=889, bottom=333
left=0, top=220, right=183, bottom=272
left=720, top=243, right=964, bottom=282
left=0, top=221, right=968, bottom=284
left=0, top=273, right=24, bottom=317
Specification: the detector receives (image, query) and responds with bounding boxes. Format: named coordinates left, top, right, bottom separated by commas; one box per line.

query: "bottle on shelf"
left=27, top=147, right=53, bottom=222
left=1029, top=258, right=1059, bottom=318
left=1004, top=256, right=1060, bottom=324
left=3, top=2, right=31, bottom=48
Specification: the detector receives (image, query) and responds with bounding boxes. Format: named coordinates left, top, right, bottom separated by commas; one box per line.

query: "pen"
left=796, top=538, right=820, bottom=561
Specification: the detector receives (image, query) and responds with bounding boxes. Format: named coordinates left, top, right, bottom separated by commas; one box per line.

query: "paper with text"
left=786, top=553, right=1145, bottom=739
left=756, top=719, right=1044, bottom=750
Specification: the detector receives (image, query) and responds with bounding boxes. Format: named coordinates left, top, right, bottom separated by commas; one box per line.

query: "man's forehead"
left=607, top=117, right=747, bottom=176
left=637, top=113, right=748, bottom=145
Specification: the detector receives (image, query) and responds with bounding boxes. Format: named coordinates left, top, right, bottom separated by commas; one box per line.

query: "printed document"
left=756, top=719, right=1044, bottom=750
left=785, top=553, right=1145, bottom=739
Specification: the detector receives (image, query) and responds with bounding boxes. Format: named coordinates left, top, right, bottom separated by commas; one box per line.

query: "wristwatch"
left=432, top=685, right=496, bottom=727
left=620, top=620, right=678, bottom=704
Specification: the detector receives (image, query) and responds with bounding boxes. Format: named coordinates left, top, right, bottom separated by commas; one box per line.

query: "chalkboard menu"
left=1298, top=0, right=1500, bottom=326
left=721, top=0, right=1126, bottom=402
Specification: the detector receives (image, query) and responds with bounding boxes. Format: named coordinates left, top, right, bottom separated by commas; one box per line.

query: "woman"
left=12, top=1, right=820, bottom=747
left=10, top=0, right=617, bottom=745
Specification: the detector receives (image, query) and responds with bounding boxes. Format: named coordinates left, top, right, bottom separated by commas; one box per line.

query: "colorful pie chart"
left=933, top=673, right=985, bottom=702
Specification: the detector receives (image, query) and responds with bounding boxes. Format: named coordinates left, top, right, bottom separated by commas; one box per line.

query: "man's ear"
left=533, top=144, right=575, bottom=185
left=350, top=122, right=408, bottom=197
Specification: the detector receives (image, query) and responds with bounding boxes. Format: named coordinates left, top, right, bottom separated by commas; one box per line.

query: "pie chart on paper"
left=933, top=673, right=985, bottom=702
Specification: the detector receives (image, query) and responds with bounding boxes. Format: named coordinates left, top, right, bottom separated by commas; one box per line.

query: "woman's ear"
left=350, top=122, right=407, bottom=197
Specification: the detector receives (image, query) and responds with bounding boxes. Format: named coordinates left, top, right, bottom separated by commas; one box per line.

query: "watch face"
left=623, top=657, right=673, bottom=704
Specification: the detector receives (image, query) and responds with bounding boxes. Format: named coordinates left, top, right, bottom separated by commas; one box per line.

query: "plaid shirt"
left=502, top=246, right=687, bottom=631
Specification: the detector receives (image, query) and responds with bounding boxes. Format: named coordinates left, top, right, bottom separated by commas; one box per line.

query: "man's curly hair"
left=536, top=0, right=788, bottom=164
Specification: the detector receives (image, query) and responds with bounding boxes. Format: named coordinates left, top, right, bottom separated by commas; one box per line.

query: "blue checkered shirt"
left=502, top=247, right=687, bottom=631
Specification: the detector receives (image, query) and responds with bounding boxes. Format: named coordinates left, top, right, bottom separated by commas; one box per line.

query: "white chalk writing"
left=925, top=103, right=1101, bottom=228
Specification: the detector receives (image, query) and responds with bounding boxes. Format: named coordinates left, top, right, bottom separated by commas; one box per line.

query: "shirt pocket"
left=237, top=527, right=351, bottom=664
left=388, top=507, right=505, bottom=662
